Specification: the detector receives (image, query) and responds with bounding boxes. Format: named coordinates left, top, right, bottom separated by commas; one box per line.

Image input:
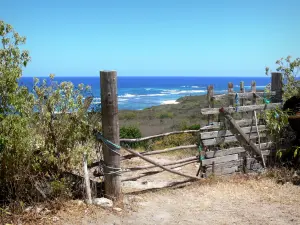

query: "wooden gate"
left=198, top=73, right=282, bottom=177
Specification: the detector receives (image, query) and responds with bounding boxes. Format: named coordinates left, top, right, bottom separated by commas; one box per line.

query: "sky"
left=1, top=0, right=300, bottom=77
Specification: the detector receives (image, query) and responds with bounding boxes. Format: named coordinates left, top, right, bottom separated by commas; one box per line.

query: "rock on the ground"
left=35, top=206, right=44, bottom=214
left=52, top=216, right=60, bottom=222
left=24, top=206, right=33, bottom=212
left=77, top=200, right=85, bottom=206
left=113, top=207, right=122, bottom=212
left=93, top=197, right=113, bottom=208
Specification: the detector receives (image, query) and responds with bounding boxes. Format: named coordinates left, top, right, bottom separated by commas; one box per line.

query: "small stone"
left=24, top=206, right=33, bottom=213
left=93, top=197, right=113, bottom=208
left=173, top=167, right=182, bottom=171
left=77, top=200, right=85, bottom=206
left=52, top=216, right=60, bottom=222
left=43, top=208, right=51, bottom=215
left=113, top=207, right=122, bottom=212
left=35, top=207, right=44, bottom=214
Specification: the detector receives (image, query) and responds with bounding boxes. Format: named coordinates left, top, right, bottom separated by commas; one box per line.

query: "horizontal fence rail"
left=201, top=103, right=282, bottom=115
left=120, top=130, right=199, bottom=143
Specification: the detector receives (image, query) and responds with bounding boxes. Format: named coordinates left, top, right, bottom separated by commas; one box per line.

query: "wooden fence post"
left=251, top=81, right=256, bottom=105
left=228, top=82, right=234, bottom=106
left=100, top=70, right=121, bottom=200
left=240, top=81, right=245, bottom=117
left=271, top=72, right=283, bottom=103
left=207, top=85, right=214, bottom=125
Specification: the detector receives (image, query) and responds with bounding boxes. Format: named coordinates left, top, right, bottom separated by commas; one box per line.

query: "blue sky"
left=1, top=0, right=300, bottom=77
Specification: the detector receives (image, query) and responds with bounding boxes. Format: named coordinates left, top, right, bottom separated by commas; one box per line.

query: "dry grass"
left=3, top=174, right=300, bottom=225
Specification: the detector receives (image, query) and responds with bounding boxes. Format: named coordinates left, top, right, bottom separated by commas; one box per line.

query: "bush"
left=156, top=111, right=174, bottom=119
left=119, top=111, right=137, bottom=120
left=181, top=123, right=200, bottom=130
left=120, top=125, right=142, bottom=139
left=0, top=21, right=97, bottom=205
left=151, top=133, right=197, bottom=150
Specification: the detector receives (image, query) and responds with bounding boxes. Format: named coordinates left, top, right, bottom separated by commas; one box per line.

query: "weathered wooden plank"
left=205, top=144, right=272, bottom=158
left=100, top=70, right=121, bottom=199
left=221, top=109, right=262, bottom=156
left=205, top=147, right=244, bottom=158
left=205, top=157, right=264, bottom=176
left=202, top=133, right=266, bottom=146
left=207, top=85, right=214, bottom=124
left=206, top=166, right=238, bottom=176
left=202, top=154, right=238, bottom=166
left=122, top=144, right=197, bottom=160
left=212, top=91, right=276, bottom=101
left=120, top=130, right=199, bottom=143
left=200, top=119, right=254, bottom=130
left=201, top=103, right=281, bottom=115
left=200, top=125, right=266, bottom=140
left=271, top=72, right=283, bottom=103
left=121, top=148, right=200, bottom=180
left=124, top=156, right=198, bottom=171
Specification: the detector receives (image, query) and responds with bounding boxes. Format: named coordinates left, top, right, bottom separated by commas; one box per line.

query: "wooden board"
left=205, top=157, right=260, bottom=175
left=201, top=103, right=281, bottom=115
left=212, top=91, right=276, bottom=101
left=202, top=154, right=238, bottom=166
left=120, top=130, right=199, bottom=143
left=206, top=166, right=238, bottom=176
left=122, top=144, right=197, bottom=160
left=200, top=125, right=266, bottom=140
left=200, top=119, right=254, bottom=130
left=205, top=143, right=273, bottom=158
left=202, top=133, right=266, bottom=146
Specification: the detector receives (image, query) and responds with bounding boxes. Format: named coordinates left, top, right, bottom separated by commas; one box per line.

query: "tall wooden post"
left=251, top=81, right=257, bottom=105
left=271, top=72, right=283, bottom=103
left=207, top=85, right=214, bottom=125
left=240, top=81, right=245, bottom=117
left=228, top=82, right=234, bottom=106
left=100, top=70, right=120, bottom=200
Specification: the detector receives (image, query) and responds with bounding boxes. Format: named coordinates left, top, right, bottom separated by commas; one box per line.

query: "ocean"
left=20, top=76, right=271, bottom=110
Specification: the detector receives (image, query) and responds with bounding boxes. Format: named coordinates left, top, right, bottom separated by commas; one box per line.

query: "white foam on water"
left=161, top=100, right=179, bottom=105
left=118, top=98, right=129, bottom=102
left=119, top=93, right=136, bottom=98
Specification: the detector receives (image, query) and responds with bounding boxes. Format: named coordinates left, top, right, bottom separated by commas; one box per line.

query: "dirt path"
left=57, top=177, right=300, bottom=225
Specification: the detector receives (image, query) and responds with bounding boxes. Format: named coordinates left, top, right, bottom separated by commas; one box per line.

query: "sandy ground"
left=13, top=154, right=300, bottom=225
left=55, top=177, right=300, bottom=225
left=54, top=153, right=300, bottom=225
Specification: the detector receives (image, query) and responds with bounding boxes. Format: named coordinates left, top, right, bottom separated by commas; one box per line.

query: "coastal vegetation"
left=0, top=21, right=98, bottom=206
left=1, top=19, right=300, bottom=224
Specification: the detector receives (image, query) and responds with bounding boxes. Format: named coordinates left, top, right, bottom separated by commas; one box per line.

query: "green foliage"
left=264, top=107, right=289, bottom=140
left=120, top=125, right=142, bottom=139
left=120, top=111, right=137, bottom=120
left=0, top=21, right=97, bottom=203
left=156, top=111, right=174, bottom=119
left=180, top=119, right=200, bottom=130
left=265, top=56, right=300, bottom=159
left=0, top=21, right=31, bottom=115
left=266, top=56, right=300, bottom=101
left=151, top=133, right=197, bottom=150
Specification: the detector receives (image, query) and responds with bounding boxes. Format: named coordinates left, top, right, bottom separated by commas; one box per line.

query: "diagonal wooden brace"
left=219, top=107, right=262, bottom=156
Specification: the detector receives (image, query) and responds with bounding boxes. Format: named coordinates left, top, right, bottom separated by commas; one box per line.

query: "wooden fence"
left=94, top=71, right=283, bottom=200
left=198, top=72, right=283, bottom=177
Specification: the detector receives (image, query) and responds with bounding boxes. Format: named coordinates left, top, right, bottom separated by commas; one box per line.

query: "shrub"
left=120, top=111, right=137, bottom=120
left=0, top=21, right=97, bottom=205
left=156, top=111, right=174, bottom=119
left=120, top=125, right=142, bottom=139
left=151, top=133, right=197, bottom=150
left=185, top=124, right=201, bottom=130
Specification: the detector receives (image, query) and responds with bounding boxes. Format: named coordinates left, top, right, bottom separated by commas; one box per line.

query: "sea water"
left=20, top=76, right=270, bottom=110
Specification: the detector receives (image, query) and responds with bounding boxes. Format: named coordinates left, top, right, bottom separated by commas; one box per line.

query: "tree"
left=0, top=20, right=31, bottom=115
